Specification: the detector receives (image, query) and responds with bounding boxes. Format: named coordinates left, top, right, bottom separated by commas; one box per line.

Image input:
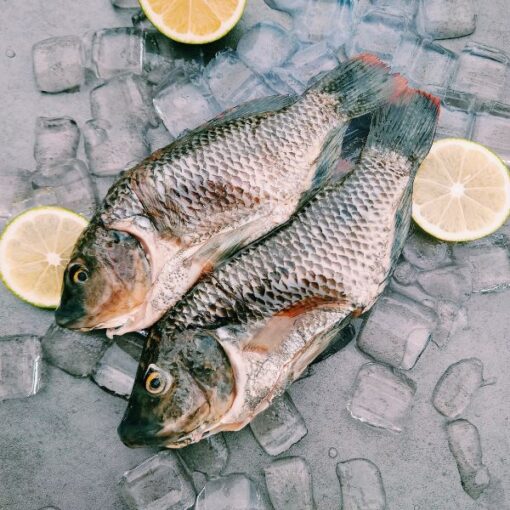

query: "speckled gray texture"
left=0, top=1, right=510, bottom=509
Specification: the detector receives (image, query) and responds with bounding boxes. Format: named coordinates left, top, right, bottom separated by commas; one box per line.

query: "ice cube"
left=119, top=451, right=196, bottom=510
left=93, top=175, right=117, bottom=202
left=205, top=50, right=275, bottom=110
left=471, top=102, right=510, bottom=165
left=147, top=123, right=174, bottom=152
left=90, top=74, right=158, bottom=129
left=0, top=335, right=42, bottom=401
left=434, top=90, right=475, bottom=139
left=369, top=0, right=417, bottom=19
left=393, top=34, right=457, bottom=90
left=347, top=363, right=416, bottom=431
left=417, top=0, right=476, bottom=39
left=357, top=294, right=436, bottom=370
left=432, top=358, right=484, bottom=419
left=347, top=8, right=410, bottom=61
left=336, top=458, right=386, bottom=510
left=416, top=265, right=473, bottom=303
left=292, top=0, right=353, bottom=48
left=447, top=420, right=491, bottom=500
left=153, top=77, right=220, bottom=138
left=32, top=36, right=84, bottom=93
left=83, top=119, right=149, bottom=177
left=250, top=393, right=308, bottom=455
left=237, top=22, right=299, bottom=75
left=263, top=0, right=307, bottom=14
left=31, top=159, right=97, bottom=218
left=264, top=456, right=315, bottom=510
left=91, top=28, right=144, bottom=79
left=0, top=168, right=35, bottom=220
left=111, top=0, right=140, bottom=7
left=455, top=245, right=510, bottom=293
left=402, top=228, right=452, bottom=270
left=179, top=434, right=229, bottom=477
left=143, top=32, right=204, bottom=86
left=92, top=343, right=137, bottom=397
left=34, top=117, right=80, bottom=167
left=450, top=42, right=508, bottom=102
left=264, top=67, right=308, bottom=95
left=42, top=322, right=110, bottom=377
left=268, top=41, right=339, bottom=94
left=408, top=39, right=457, bottom=90
left=195, top=473, right=269, bottom=510
left=432, top=299, right=468, bottom=348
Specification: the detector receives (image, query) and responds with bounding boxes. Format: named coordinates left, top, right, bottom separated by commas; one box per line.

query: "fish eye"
left=69, top=264, right=89, bottom=284
left=145, top=364, right=171, bottom=396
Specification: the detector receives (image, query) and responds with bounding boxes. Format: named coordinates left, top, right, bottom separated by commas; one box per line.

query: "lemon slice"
left=0, top=207, right=88, bottom=309
left=412, top=138, right=510, bottom=242
left=139, top=0, right=247, bottom=44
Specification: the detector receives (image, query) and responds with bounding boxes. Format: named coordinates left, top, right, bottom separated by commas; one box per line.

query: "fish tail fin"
left=366, top=88, right=440, bottom=162
left=306, top=54, right=407, bottom=118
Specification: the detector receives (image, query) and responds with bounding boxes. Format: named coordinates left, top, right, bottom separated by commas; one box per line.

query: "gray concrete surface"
left=1, top=1, right=510, bottom=509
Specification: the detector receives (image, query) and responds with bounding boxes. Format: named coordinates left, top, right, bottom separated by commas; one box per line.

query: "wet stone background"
left=1, top=0, right=510, bottom=509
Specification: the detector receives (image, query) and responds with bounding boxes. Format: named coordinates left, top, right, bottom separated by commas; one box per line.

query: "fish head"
left=55, top=223, right=151, bottom=331
left=118, top=328, right=235, bottom=448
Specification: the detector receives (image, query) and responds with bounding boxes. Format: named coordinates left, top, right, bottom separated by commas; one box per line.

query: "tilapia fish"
left=118, top=90, right=439, bottom=448
left=55, top=55, right=403, bottom=337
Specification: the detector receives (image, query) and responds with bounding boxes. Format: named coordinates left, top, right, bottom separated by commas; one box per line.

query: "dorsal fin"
left=174, top=94, right=298, bottom=145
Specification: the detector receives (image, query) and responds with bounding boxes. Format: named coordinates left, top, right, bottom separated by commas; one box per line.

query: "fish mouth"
left=117, top=417, right=166, bottom=448
left=54, top=302, right=87, bottom=329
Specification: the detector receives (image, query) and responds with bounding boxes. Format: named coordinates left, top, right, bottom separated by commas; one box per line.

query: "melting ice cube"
left=153, top=76, right=220, bottom=138
left=0, top=335, right=42, bottom=401
left=32, top=36, right=84, bottom=93
left=179, top=434, right=229, bottom=477
left=432, top=358, right=484, bottom=419
left=450, top=42, right=508, bottom=102
left=447, top=419, right=491, bottom=500
left=357, top=294, right=436, bottom=370
left=250, top=393, right=308, bottom=455
left=91, top=27, right=144, bottom=79
left=237, top=22, right=299, bottom=75
left=347, top=362, right=416, bottom=431
left=264, top=456, right=315, bottom=510
left=119, top=451, right=195, bottom=510
left=31, top=159, right=97, bottom=218
left=92, top=343, right=138, bottom=397
left=83, top=119, right=149, bottom=177
left=336, top=458, right=386, bottom=510
left=416, top=0, right=476, bottom=39
left=90, top=74, right=158, bottom=129
left=42, top=322, right=110, bottom=377
left=195, top=473, right=269, bottom=510
left=205, top=50, right=274, bottom=110
left=471, top=102, right=510, bottom=165
left=34, top=117, right=80, bottom=167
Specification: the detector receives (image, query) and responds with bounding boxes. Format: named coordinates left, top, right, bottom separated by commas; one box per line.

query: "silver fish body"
left=118, top=90, right=440, bottom=448
left=56, top=56, right=402, bottom=337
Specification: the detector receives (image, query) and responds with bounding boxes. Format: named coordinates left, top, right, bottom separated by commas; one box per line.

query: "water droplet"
left=5, top=47, right=16, bottom=58
left=328, top=447, right=338, bottom=459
